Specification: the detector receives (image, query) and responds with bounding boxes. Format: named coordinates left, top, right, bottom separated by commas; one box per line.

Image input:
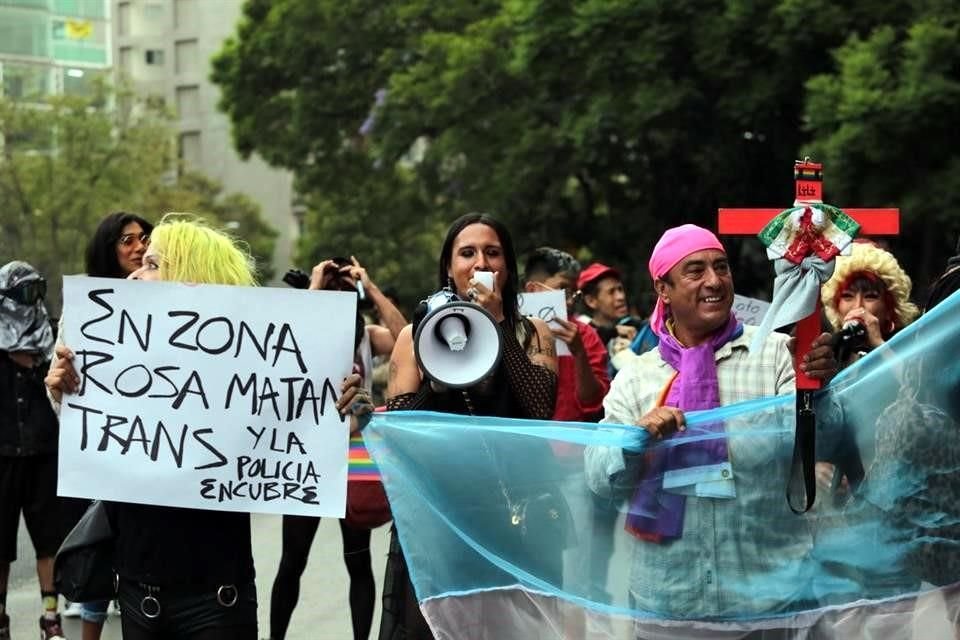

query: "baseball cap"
left=577, top=263, right=621, bottom=291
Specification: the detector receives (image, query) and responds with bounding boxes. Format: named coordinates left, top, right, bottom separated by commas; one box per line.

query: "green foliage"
left=140, top=171, right=278, bottom=283
left=0, top=85, right=171, bottom=314
left=804, top=3, right=960, bottom=287
left=212, top=0, right=960, bottom=306
left=0, top=85, right=279, bottom=314
left=294, top=156, right=442, bottom=312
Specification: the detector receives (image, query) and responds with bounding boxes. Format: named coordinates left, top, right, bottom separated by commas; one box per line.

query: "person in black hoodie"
left=0, top=261, right=67, bottom=640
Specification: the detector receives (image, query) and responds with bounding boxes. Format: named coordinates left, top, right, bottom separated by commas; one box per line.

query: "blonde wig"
left=149, top=214, right=257, bottom=286
left=821, top=242, right=919, bottom=332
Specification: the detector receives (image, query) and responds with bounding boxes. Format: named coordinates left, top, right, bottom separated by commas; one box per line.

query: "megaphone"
left=414, top=289, right=503, bottom=388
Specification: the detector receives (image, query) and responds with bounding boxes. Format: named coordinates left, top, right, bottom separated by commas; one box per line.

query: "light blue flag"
left=365, top=290, right=960, bottom=639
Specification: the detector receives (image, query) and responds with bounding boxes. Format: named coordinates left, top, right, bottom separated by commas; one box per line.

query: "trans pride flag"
left=364, top=291, right=960, bottom=639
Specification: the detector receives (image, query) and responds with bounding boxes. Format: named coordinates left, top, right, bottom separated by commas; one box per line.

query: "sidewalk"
left=6, top=514, right=390, bottom=639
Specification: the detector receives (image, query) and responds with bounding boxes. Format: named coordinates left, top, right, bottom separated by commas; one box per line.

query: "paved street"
left=6, top=514, right=390, bottom=639
left=6, top=510, right=958, bottom=639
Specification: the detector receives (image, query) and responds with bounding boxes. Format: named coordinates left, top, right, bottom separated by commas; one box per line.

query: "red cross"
left=717, top=160, right=900, bottom=390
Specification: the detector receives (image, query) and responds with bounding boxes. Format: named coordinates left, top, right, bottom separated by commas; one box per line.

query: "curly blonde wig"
left=821, top=242, right=919, bottom=332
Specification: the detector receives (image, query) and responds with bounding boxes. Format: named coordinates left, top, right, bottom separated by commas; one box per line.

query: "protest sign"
left=58, top=276, right=357, bottom=517
left=518, top=289, right=570, bottom=355
left=732, top=293, right=771, bottom=326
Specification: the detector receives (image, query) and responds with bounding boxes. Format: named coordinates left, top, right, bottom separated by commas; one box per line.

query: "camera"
left=283, top=258, right=364, bottom=300
left=282, top=269, right=310, bottom=290
left=830, top=320, right=868, bottom=361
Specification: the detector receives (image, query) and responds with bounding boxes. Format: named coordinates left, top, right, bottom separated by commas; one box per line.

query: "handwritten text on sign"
left=518, top=289, right=571, bottom=356
left=732, top=294, right=771, bottom=327
left=59, top=277, right=357, bottom=517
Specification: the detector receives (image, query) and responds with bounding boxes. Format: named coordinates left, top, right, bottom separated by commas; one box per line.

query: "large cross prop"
left=718, top=160, right=900, bottom=512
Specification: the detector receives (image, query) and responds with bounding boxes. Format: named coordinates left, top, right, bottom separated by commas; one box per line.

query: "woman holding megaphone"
left=379, top=213, right=559, bottom=640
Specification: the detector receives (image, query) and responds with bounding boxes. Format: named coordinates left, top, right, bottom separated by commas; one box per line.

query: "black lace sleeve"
left=501, top=321, right=557, bottom=420
left=385, top=384, right=434, bottom=412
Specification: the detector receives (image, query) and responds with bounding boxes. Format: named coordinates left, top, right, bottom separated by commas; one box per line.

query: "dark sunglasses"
left=118, top=232, right=150, bottom=247
left=0, top=278, right=47, bottom=306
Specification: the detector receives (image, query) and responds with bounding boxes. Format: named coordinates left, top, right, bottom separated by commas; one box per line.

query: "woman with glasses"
left=88, top=212, right=153, bottom=279
left=48, top=211, right=154, bottom=640
left=46, top=215, right=373, bottom=640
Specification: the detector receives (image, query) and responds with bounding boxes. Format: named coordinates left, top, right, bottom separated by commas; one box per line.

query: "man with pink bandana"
left=585, top=224, right=837, bottom=623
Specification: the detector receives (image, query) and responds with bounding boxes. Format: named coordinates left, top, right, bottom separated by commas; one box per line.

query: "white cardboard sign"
left=732, top=294, right=771, bottom=326
left=58, top=276, right=356, bottom=517
left=518, top=289, right=571, bottom=356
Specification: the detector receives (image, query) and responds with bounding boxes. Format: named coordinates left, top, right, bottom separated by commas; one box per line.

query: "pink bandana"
left=648, top=224, right=725, bottom=331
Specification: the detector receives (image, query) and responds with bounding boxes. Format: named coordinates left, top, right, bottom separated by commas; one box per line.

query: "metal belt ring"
left=140, top=594, right=161, bottom=619
left=217, top=584, right=239, bottom=608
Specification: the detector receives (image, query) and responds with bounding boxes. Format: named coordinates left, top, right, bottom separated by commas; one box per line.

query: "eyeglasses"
left=118, top=232, right=150, bottom=247
left=0, top=278, right=47, bottom=306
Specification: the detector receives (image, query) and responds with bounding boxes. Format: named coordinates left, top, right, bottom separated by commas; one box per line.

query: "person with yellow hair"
left=46, top=217, right=372, bottom=640
left=128, top=215, right=257, bottom=286
left=820, top=241, right=919, bottom=363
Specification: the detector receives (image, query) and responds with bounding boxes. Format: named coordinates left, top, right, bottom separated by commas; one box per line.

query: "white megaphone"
left=414, top=288, right=503, bottom=388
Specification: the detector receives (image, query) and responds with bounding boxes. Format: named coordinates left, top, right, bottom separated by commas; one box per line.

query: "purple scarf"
left=625, top=313, right=743, bottom=542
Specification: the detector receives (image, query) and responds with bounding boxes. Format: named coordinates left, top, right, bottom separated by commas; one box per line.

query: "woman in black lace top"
left=378, top=213, right=558, bottom=640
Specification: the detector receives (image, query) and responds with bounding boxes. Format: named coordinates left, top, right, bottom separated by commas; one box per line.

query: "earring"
left=446, top=276, right=454, bottom=291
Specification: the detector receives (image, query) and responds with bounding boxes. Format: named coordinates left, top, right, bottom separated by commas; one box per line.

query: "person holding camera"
left=269, top=255, right=405, bottom=640
left=815, top=241, right=920, bottom=498
left=820, top=241, right=919, bottom=367
left=309, top=256, right=406, bottom=388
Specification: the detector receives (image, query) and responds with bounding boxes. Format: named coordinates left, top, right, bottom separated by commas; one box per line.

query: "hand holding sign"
left=45, top=344, right=80, bottom=403
left=517, top=289, right=571, bottom=356
left=336, top=373, right=373, bottom=433
left=550, top=317, right=584, bottom=356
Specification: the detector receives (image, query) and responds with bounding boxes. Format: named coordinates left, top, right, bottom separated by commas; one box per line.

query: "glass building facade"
left=0, top=0, right=110, bottom=100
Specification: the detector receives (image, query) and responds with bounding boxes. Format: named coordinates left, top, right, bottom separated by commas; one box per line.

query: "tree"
left=141, top=171, right=279, bottom=283
left=804, top=1, right=960, bottom=289
left=0, top=85, right=171, bottom=314
left=211, top=0, right=444, bottom=304
left=0, top=84, right=279, bottom=315
left=212, top=0, right=958, bottom=306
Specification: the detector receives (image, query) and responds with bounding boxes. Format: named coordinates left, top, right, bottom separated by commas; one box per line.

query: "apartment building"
left=112, top=0, right=296, bottom=279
